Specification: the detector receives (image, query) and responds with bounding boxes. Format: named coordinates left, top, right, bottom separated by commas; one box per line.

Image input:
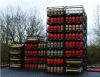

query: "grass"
left=91, top=63, right=100, bottom=66
left=87, top=62, right=100, bottom=66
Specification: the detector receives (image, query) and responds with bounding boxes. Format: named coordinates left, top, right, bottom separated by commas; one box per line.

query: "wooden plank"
left=66, top=70, right=78, bottom=72
left=10, top=64, right=21, bottom=67
left=65, top=61, right=82, bottom=64
left=10, top=59, right=21, bottom=61
left=10, top=52, right=21, bottom=54
left=10, top=46, right=22, bottom=47
left=66, top=70, right=82, bottom=73
left=65, top=59, right=82, bottom=61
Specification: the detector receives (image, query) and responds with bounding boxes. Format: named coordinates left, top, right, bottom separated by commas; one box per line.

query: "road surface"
left=1, top=67, right=100, bottom=77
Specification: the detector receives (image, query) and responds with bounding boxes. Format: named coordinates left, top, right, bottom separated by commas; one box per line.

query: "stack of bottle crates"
left=47, top=5, right=87, bottom=74
left=64, top=5, right=87, bottom=73
left=38, top=36, right=46, bottom=70
left=9, top=42, right=24, bottom=68
left=47, top=6, right=64, bottom=73
left=24, top=35, right=39, bottom=69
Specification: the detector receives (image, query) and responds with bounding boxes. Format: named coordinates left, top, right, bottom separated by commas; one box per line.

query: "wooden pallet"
left=66, top=67, right=83, bottom=73
left=65, top=61, right=82, bottom=64
left=10, top=59, right=21, bottom=61
left=10, top=64, right=21, bottom=67
left=10, top=50, right=21, bottom=54
left=10, top=44, right=23, bottom=48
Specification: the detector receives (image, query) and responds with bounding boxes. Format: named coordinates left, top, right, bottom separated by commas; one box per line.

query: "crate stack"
left=9, top=43, right=24, bottom=68
left=64, top=5, right=87, bottom=73
left=24, top=36, right=39, bottom=69
left=46, top=5, right=87, bottom=74
left=38, top=36, right=46, bottom=70
left=47, top=6, right=64, bottom=73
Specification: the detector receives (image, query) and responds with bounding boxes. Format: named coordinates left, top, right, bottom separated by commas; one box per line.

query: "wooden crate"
left=66, top=67, right=83, bottom=73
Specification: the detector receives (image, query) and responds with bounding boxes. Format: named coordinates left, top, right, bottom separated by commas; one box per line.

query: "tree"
left=0, top=6, right=45, bottom=63
left=26, top=8, right=45, bottom=37
left=0, top=6, right=17, bottom=44
left=13, top=7, right=27, bottom=43
left=92, top=5, right=100, bottom=45
left=87, top=5, right=100, bottom=65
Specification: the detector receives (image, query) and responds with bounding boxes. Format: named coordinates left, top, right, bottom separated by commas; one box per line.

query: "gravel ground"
left=1, top=67, right=100, bottom=77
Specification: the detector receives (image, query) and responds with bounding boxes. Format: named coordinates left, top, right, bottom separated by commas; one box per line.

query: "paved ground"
left=1, top=67, right=100, bottom=77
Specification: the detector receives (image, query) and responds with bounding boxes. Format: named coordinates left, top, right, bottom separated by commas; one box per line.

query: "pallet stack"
left=47, top=5, right=87, bottom=74
left=9, top=5, right=87, bottom=74
left=24, top=36, right=39, bottom=69
left=9, top=42, right=24, bottom=68
left=64, top=5, right=87, bottom=73
left=38, top=36, right=46, bottom=70
left=47, top=6, right=64, bottom=73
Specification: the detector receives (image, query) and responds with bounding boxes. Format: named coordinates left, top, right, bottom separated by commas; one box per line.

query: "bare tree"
left=92, top=5, right=100, bottom=45
left=26, top=8, right=45, bottom=37
left=0, top=6, right=28, bottom=44
left=14, top=7, right=27, bottom=43
left=0, top=6, right=45, bottom=63
left=0, top=6, right=17, bottom=44
left=87, top=5, right=100, bottom=65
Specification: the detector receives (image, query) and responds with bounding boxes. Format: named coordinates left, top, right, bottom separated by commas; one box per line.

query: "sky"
left=0, top=0, right=100, bottom=46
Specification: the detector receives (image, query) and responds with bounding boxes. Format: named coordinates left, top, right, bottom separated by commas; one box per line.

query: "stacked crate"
left=46, top=5, right=87, bottom=74
left=9, top=43, right=24, bottom=68
left=64, top=5, right=87, bottom=73
left=24, top=36, right=39, bottom=69
left=47, top=6, right=64, bottom=73
left=38, top=36, right=46, bottom=70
